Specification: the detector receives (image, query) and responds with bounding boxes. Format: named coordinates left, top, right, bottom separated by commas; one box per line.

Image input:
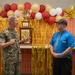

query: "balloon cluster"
left=0, top=2, right=67, bottom=24
left=30, top=4, right=64, bottom=24
left=0, top=2, right=31, bottom=18
left=64, top=4, right=75, bottom=18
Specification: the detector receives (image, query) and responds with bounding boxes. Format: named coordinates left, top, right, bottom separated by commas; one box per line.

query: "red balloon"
left=30, top=12, right=35, bottom=19
left=48, top=16, right=55, bottom=24
left=0, top=10, right=7, bottom=18
left=39, top=4, right=45, bottom=13
left=24, top=2, right=31, bottom=10
left=60, top=10, right=64, bottom=16
left=44, top=18, right=49, bottom=22
left=11, top=3, right=17, bottom=11
left=42, top=11, right=50, bottom=20
left=4, top=4, right=11, bottom=11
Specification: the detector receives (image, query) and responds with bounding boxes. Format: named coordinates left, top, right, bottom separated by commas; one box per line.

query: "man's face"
left=57, top=24, right=66, bottom=31
left=10, top=18, right=18, bottom=28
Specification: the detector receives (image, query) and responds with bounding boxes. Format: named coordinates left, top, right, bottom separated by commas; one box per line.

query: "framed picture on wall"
left=22, top=20, right=29, bottom=27
left=20, top=27, right=32, bottom=44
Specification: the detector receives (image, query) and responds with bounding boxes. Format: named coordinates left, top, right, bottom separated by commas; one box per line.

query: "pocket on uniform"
left=62, top=40, right=66, bottom=43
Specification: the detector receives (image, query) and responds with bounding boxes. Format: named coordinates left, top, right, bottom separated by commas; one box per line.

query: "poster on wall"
left=20, top=27, right=32, bottom=44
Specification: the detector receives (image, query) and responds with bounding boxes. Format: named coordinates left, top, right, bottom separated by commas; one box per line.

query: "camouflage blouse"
left=0, top=28, right=21, bottom=63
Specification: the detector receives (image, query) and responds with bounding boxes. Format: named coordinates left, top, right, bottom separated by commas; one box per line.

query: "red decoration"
left=24, top=2, right=31, bottom=10
left=11, top=3, right=17, bottom=11
left=4, top=4, right=11, bottom=11
left=60, top=10, right=64, bottom=16
left=44, top=18, right=49, bottom=22
left=42, top=11, right=50, bottom=21
left=0, top=10, right=7, bottom=18
left=48, top=16, right=55, bottom=24
left=30, top=12, right=35, bottom=19
left=39, top=4, right=45, bottom=13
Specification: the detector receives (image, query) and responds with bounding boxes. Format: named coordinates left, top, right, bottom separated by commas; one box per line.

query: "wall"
left=0, top=0, right=75, bottom=8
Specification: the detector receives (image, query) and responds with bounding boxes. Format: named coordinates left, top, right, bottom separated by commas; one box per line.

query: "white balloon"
left=35, top=12, right=42, bottom=20
left=14, top=10, right=22, bottom=18
left=49, top=8, right=57, bottom=16
left=29, top=10, right=32, bottom=14
left=56, top=7, right=62, bottom=15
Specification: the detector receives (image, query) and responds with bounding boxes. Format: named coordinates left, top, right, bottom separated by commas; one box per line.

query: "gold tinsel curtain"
left=0, top=18, right=58, bottom=75
left=30, top=19, right=57, bottom=75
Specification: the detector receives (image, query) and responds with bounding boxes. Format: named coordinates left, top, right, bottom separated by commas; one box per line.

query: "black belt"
left=53, top=55, right=72, bottom=59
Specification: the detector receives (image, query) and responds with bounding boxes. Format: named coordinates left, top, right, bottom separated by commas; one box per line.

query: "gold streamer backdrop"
left=0, top=18, right=58, bottom=75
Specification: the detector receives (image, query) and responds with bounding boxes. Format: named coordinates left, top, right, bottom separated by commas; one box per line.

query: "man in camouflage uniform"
left=0, top=16, right=30, bottom=75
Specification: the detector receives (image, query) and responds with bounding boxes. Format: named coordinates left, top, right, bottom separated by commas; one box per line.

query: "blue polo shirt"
left=50, top=30, right=75, bottom=58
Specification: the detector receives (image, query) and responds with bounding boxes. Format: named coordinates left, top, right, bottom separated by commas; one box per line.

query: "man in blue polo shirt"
left=50, top=19, right=75, bottom=75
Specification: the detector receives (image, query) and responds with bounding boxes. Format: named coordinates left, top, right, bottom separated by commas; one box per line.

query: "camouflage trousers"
left=4, top=61, right=20, bottom=75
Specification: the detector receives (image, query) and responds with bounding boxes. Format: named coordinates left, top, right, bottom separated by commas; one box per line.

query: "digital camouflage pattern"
left=0, top=28, right=21, bottom=75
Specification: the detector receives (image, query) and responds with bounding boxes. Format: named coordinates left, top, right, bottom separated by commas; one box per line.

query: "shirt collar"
left=59, top=29, right=66, bottom=34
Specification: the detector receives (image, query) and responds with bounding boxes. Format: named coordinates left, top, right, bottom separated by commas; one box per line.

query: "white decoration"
left=56, top=7, right=62, bottom=15
left=14, top=10, right=22, bottom=17
left=49, top=8, right=57, bottom=16
left=35, top=12, right=42, bottom=20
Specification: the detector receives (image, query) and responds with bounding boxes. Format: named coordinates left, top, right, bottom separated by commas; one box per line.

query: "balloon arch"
left=0, top=2, right=74, bottom=24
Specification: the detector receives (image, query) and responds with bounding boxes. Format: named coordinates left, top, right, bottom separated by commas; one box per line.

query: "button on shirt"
left=50, top=30, right=75, bottom=58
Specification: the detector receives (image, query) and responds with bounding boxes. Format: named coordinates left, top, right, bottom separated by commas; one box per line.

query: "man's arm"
left=49, top=44, right=54, bottom=54
left=0, top=39, right=15, bottom=48
left=50, top=46, right=74, bottom=58
left=49, top=44, right=59, bottom=58
left=61, top=47, right=74, bottom=56
left=20, top=36, right=31, bottom=44
left=49, top=44, right=73, bottom=58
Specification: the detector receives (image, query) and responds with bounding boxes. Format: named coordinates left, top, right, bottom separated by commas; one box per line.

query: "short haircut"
left=57, top=19, right=67, bottom=26
left=8, top=16, right=16, bottom=23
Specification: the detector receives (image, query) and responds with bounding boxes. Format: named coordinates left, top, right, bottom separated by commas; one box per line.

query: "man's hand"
left=52, top=52, right=62, bottom=58
left=21, top=36, right=31, bottom=43
left=9, top=39, right=15, bottom=44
